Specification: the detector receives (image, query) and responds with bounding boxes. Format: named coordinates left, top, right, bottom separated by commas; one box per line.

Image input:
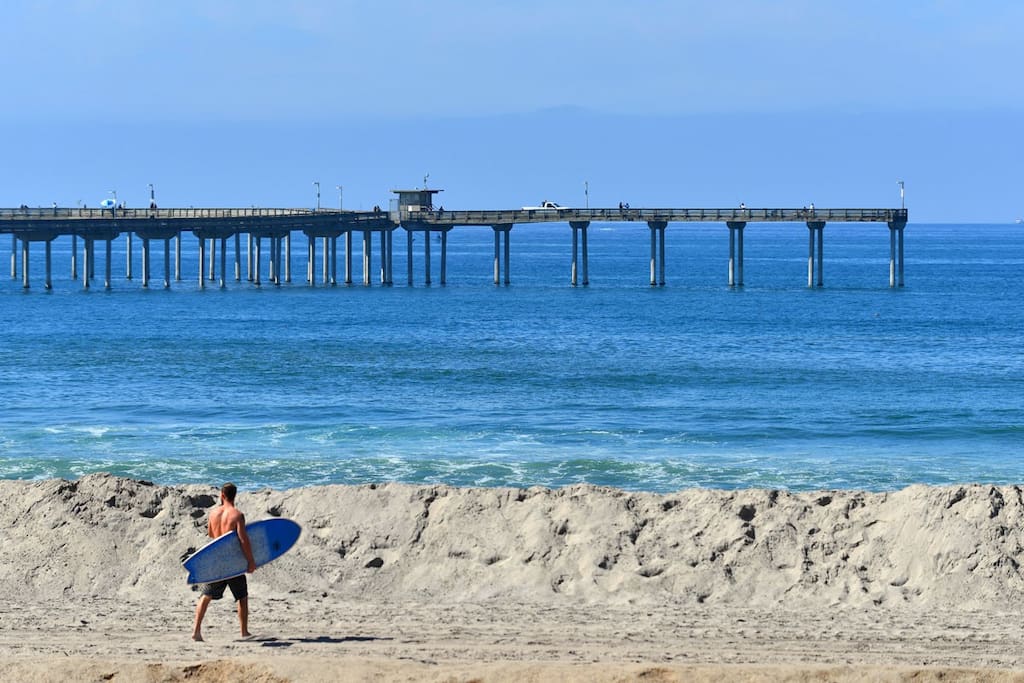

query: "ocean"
left=1, top=222, right=1021, bottom=492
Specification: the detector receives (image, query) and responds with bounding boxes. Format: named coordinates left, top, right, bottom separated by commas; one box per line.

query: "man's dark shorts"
left=200, top=575, right=248, bottom=601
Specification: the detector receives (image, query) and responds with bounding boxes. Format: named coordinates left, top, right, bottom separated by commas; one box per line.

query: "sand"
left=1, top=473, right=1024, bottom=681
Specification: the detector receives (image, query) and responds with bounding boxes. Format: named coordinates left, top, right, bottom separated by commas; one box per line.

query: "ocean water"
left=0, top=222, right=1021, bottom=492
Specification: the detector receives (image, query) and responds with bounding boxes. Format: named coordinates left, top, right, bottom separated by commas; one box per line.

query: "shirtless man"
left=191, top=482, right=257, bottom=642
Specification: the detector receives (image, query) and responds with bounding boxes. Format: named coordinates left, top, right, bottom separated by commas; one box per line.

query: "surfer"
left=191, top=483, right=257, bottom=642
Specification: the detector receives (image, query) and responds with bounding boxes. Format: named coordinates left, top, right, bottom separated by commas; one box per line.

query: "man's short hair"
left=221, top=482, right=238, bottom=503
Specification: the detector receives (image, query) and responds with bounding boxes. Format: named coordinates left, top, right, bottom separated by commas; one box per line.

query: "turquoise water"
left=1, top=222, right=1021, bottom=492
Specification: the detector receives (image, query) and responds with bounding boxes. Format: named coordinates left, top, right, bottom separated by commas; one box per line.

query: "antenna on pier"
left=423, top=173, right=429, bottom=189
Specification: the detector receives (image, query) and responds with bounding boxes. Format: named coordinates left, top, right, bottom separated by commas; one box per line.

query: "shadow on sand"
left=245, top=635, right=393, bottom=648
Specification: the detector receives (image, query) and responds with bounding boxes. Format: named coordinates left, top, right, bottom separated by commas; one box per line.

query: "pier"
left=1, top=193, right=908, bottom=291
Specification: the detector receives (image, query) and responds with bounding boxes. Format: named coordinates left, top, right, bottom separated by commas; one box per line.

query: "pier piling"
left=806, top=221, right=826, bottom=287
left=44, top=240, right=52, bottom=290
left=81, top=239, right=90, bottom=290
left=20, top=239, right=29, bottom=289
left=570, top=221, right=591, bottom=287
left=726, top=221, right=747, bottom=287
left=164, top=238, right=172, bottom=289
left=125, top=233, right=133, bottom=280
left=648, top=221, right=668, bottom=287
left=105, top=240, right=112, bottom=289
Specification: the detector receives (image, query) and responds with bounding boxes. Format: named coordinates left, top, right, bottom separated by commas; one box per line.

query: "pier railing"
left=1, top=206, right=907, bottom=226
left=403, top=207, right=907, bottom=225
left=0, top=207, right=326, bottom=220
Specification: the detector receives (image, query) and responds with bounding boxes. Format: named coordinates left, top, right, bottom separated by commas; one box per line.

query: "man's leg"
left=192, top=595, right=212, bottom=641
left=237, top=597, right=251, bottom=638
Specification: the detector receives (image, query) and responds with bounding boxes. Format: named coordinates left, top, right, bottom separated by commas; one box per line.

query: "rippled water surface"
left=1, top=222, right=1021, bottom=491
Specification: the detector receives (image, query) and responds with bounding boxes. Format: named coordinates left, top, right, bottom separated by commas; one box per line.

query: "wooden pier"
left=0, top=197, right=908, bottom=291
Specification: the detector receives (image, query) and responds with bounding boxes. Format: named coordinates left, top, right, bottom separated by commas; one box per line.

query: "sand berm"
left=2, top=473, right=1024, bottom=681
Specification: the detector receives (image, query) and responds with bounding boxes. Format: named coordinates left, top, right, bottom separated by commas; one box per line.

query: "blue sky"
left=0, top=1, right=1021, bottom=220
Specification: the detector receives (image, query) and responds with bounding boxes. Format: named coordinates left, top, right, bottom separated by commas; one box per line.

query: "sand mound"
left=2, top=474, right=1023, bottom=609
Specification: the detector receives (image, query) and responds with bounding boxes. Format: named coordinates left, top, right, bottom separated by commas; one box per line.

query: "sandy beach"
left=2, top=473, right=1024, bottom=681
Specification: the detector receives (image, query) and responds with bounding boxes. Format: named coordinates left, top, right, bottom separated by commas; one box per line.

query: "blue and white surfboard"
left=183, top=518, right=301, bottom=585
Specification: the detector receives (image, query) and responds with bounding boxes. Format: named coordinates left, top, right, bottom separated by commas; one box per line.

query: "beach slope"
left=1, top=474, right=1022, bottom=681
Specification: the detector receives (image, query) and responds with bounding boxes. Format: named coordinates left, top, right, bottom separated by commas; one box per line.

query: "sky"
left=0, top=1, right=1021, bottom=221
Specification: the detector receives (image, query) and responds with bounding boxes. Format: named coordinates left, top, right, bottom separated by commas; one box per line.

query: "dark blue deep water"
left=1, top=222, right=1021, bottom=492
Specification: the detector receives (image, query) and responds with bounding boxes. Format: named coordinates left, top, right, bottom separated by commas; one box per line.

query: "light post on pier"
left=313, top=181, right=320, bottom=212
left=336, top=185, right=343, bottom=211
left=897, top=180, right=905, bottom=209
left=584, top=181, right=589, bottom=209
left=148, top=183, right=155, bottom=207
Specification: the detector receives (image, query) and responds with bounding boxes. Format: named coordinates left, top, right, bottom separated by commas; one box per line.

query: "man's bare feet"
left=192, top=632, right=204, bottom=642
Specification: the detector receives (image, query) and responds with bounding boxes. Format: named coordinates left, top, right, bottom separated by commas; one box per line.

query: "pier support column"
left=330, top=236, right=337, bottom=286
left=322, top=237, right=329, bottom=285
left=379, top=230, right=388, bottom=285
left=125, top=233, right=133, bottom=280
left=569, top=221, right=591, bottom=287
left=219, top=237, right=227, bottom=289
left=82, top=239, right=91, bottom=290
left=198, top=236, right=206, bottom=290
left=492, top=224, right=512, bottom=286
left=285, top=233, right=292, bottom=283
left=164, top=238, right=172, bottom=289
left=44, top=240, right=52, bottom=290
left=888, top=220, right=907, bottom=287
left=208, top=238, right=216, bottom=282
left=141, top=238, right=150, bottom=288
left=806, top=221, right=826, bottom=287
left=424, top=230, right=432, bottom=285
left=105, top=240, right=112, bottom=289
left=175, top=232, right=182, bottom=281
left=440, top=229, right=449, bottom=285
left=726, top=221, right=746, bottom=287
left=387, top=229, right=395, bottom=285
left=344, top=231, right=352, bottom=284
left=246, top=234, right=253, bottom=282
left=647, top=221, right=668, bottom=287
left=234, top=233, right=241, bottom=282
left=571, top=225, right=578, bottom=286
left=278, top=236, right=285, bottom=285
left=406, top=229, right=414, bottom=286
left=362, top=231, right=371, bottom=286
left=307, top=234, right=316, bottom=285
left=254, top=237, right=262, bottom=286
left=10, top=235, right=16, bottom=280
left=71, top=235, right=77, bottom=279
left=268, top=237, right=277, bottom=285
left=20, top=239, right=29, bottom=289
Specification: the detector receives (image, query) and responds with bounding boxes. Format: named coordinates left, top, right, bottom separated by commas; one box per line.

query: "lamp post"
left=148, top=183, right=155, bottom=209
left=897, top=180, right=905, bottom=209
left=584, top=181, right=589, bottom=209
left=313, top=181, right=320, bottom=211
left=336, top=185, right=343, bottom=211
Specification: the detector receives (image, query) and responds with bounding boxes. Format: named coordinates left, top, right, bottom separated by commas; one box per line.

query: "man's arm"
left=234, top=514, right=257, bottom=574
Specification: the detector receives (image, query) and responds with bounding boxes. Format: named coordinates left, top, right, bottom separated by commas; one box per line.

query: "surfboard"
left=183, top=518, right=301, bottom=585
